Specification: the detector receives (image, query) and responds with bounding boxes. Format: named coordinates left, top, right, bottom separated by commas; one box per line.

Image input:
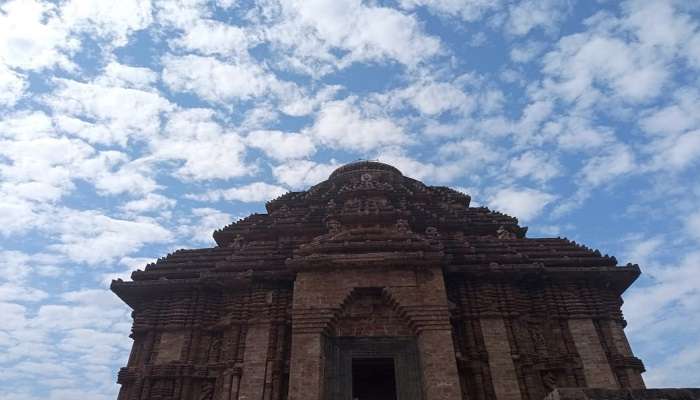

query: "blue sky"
left=1, top=0, right=699, bottom=398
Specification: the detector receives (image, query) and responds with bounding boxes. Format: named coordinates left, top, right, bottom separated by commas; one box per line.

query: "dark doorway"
left=352, top=358, right=397, bottom=400
left=323, top=337, right=423, bottom=400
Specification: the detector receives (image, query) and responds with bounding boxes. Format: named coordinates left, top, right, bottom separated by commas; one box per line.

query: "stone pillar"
left=287, top=272, right=341, bottom=400
left=607, top=320, right=645, bottom=388
left=480, top=318, right=522, bottom=400
left=417, top=329, right=463, bottom=400
left=388, top=267, right=462, bottom=400
left=568, top=319, right=618, bottom=388
left=238, top=321, right=271, bottom=400
left=287, top=332, right=323, bottom=400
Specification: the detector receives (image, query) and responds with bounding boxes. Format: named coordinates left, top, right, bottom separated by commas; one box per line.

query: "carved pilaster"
left=238, top=321, right=272, bottom=400
left=604, top=319, right=645, bottom=388
left=287, top=332, right=323, bottom=400
left=568, top=319, right=619, bottom=389
left=481, top=318, right=522, bottom=400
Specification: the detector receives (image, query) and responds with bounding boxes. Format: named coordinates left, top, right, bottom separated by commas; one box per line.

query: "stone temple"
left=111, top=161, right=696, bottom=400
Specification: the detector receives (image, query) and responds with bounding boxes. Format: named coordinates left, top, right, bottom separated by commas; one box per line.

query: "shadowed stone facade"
left=112, top=161, right=680, bottom=400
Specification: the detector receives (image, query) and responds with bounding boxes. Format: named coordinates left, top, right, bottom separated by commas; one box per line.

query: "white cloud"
left=59, top=0, right=153, bottom=47
left=162, top=54, right=279, bottom=103
left=101, top=256, right=155, bottom=286
left=507, top=151, right=561, bottom=183
left=48, top=208, right=173, bottom=265
left=188, top=182, right=288, bottom=203
left=643, top=345, right=700, bottom=388
left=488, top=187, right=556, bottom=222
left=0, top=111, right=55, bottom=140
left=512, top=100, right=553, bottom=143
left=94, top=62, right=158, bottom=90
left=542, top=34, right=667, bottom=104
left=641, top=100, right=698, bottom=138
left=390, top=80, right=474, bottom=116
left=514, top=110, right=616, bottom=152
left=553, top=117, right=616, bottom=151
left=278, top=85, right=341, bottom=117
left=510, top=41, right=546, bottom=63
left=438, top=139, right=500, bottom=164
left=308, top=98, right=409, bottom=152
left=0, top=136, right=92, bottom=168
left=0, top=284, right=131, bottom=398
left=506, top=0, right=570, bottom=36
left=537, top=0, right=700, bottom=112
left=120, top=193, right=176, bottom=214
left=266, top=0, right=441, bottom=74
left=620, top=0, right=699, bottom=66
left=153, top=0, right=212, bottom=30
left=0, top=250, right=50, bottom=303
left=170, top=18, right=255, bottom=58
left=478, top=89, right=506, bottom=114
left=272, top=160, right=339, bottom=189
left=61, top=289, right=125, bottom=309
left=655, top=130, right=700, bottom=171
left=0, top=251, right=32, bottom=282
left=623, top=250, right=700, bottom=386
left=686, top=211, right=700, bottom=243
left=0, top=197, right=43, bottom=236
left=399, top=0, right=502, bottom=23
left=401, top=0, right=570, bottom=37
left=580, top=144, right=636, bottom=186
left=0, top=136, right=95, bottom=202
left=48, top=78, right=173, bottom=146
left=528, top=224, right=572, bottom=236
left=246, top=130, right=316, bottom=161
left=0, top=64, right=26, bottom=106
left=153, top=108, right=251, bottom=180
left=622, top=235, right=664, bottom=264
left=688, top=33, right=700, bottom=70
left=238, top=103, right=281, bottom=130
left=162, top=53, right=313, bottom=113
left=0, top=302, right=27, bottom=331
left=78, top=153, right=159, bottom=196
left=0, top=284, right=48, bottom=303
left=376, top=151, right=463, bottom=183
left=0, top=126, right=157, bottom=201
left=635, top=88, right=700, bottom=172
left=179, top=207, right=233, bottom=244
left=0, top=0, right=152, bottom=75
left=395, top=138, right=503, bottom=183
left=467, top=32, right=488, bottom=47
left=0, top=0, right=78, bottom=71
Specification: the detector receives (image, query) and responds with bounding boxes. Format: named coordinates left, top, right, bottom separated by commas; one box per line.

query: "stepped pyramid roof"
left=112, top=161, right=639, bottom=307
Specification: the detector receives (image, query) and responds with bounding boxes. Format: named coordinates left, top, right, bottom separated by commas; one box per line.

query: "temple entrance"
left=352, top=358, right=397, bottom=400
left=324, top=337, right=423, bottom=400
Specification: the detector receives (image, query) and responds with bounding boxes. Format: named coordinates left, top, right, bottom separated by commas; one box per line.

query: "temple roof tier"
left=115, top=161, right=636, bottom=304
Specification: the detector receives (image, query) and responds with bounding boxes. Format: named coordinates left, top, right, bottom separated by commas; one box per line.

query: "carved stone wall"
left=333, top=288, right=412, bottom=337
left=112, top=161, right=652, bottom=400
left=116, top=284, right=292, bottom=400
left=446, top=277, right=646, bottom=400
